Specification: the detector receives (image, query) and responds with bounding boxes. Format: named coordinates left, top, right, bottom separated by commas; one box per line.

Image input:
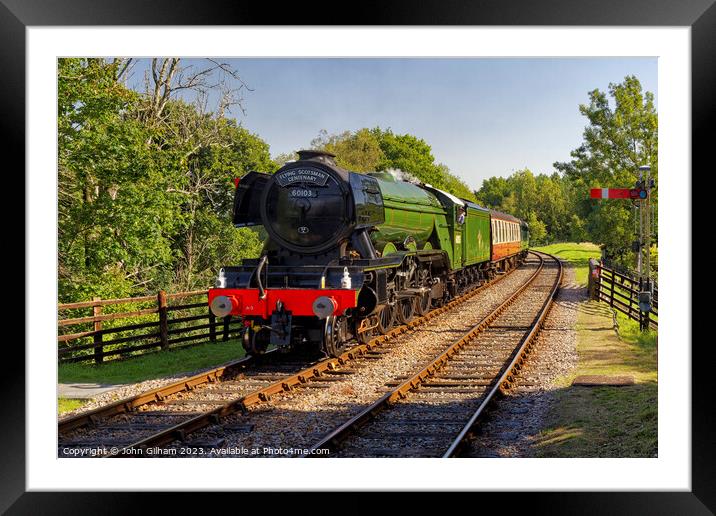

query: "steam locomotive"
left=208, top=150, right=529, bottom=357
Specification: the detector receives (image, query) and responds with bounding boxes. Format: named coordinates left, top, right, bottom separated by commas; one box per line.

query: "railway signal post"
left=590, top=165, right=655, bottom=331
left=637, top=165, right=654, bottom=331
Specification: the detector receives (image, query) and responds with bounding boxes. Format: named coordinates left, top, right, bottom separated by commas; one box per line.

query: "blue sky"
left=128, top=58, right=657, bottom=191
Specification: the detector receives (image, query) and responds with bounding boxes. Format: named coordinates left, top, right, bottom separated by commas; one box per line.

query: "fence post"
left=209, top=306, right=217, bottom=342
left=93, top=297, right=103, bottom=364
left=222, top=316, right=231, bottom=341
left=588, top=259, right=599, bottom=300
left=609, top=270, right=615, bottom=307
left=158, top=290, right=169, bottom=350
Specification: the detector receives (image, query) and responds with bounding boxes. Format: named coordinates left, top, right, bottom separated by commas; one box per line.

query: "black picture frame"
left=4, top=0, right=711, bottom=512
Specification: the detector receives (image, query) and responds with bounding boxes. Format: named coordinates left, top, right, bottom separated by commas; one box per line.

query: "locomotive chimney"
left=297, top=149, right=337, bottom=166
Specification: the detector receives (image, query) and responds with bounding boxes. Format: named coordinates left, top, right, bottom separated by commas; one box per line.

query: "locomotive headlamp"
left=210, top=295, right=236, bottom=318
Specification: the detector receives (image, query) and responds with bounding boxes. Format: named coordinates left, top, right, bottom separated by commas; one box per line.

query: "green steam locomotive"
left=209, top=150, right=529, bottom=357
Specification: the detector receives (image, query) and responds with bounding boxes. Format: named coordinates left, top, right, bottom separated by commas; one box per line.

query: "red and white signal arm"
left=590, top=188, right=646, bottom=200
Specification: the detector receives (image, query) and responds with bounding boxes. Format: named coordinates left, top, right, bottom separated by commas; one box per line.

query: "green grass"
left=532, top=242, right=601, bottom=286
left=534, top=280, right=658, bottom=457
left=58, top=398, right=87, bottom=415
left=533, top=383, right=657, bottom=457
left=614, top=310, right=658, bottom=351
left=59, top=339, right=246, bottom=385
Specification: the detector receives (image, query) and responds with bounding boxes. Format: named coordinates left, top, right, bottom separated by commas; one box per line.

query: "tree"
left=555, top=75, right=657, bottom=259
left=58, top=58, right=177, bottom=300
left=311, top=128, right=383, bottom=172
left=475, top=168, right=576, bottom=243
left=57, top=58, right=272, bottom=300
left=527, top=212, right=547, bottom=245
left=310, top=127, right=476, bottom=201
left=273, top=151, right=298, bottom=168
left=372, top=128, right=443, bottom=186
left=474, top=176, right=509, bottom=208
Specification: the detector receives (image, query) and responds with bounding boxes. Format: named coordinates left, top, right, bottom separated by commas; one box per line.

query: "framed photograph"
left=5, top=0, right=712, bottom=511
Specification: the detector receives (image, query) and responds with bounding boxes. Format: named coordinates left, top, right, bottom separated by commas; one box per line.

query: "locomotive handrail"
left=253, top=255, right=268, bottom=299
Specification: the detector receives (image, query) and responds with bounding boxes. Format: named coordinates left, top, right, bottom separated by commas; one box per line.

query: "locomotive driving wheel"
left=415, top=269, right=431, bottom=316
left=376, top=304, right=395, bottom=334
left=242, top=326, right=270, bottom=356
left=321, top=315, right=348, bottom=358
left=396, top=297, right=415, bottom=324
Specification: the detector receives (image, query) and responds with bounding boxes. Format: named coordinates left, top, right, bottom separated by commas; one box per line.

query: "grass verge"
left=532, top=242, right=601, bottom=286
left=58, top=398, right=87, bottom=415
left=531, top=242, right=657, bottom=457
left=59, top=339, right=246, bottom=385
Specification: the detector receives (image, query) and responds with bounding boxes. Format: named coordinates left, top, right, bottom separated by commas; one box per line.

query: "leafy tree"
left=555, top=75, right=657, bottom=260
left=273, top=151, right=298, bottom=168
left=58, top=58, right=178, bottom=300
left=435, top=163, right=477, bottom=202
left=474, top=176, right=509, bottom=207
left=527, top=212, right=547, bottom=245
left=58, top=58, right=272, bottom=300
left=310, top=127, right=476, bottom=201
left=311, top=128, right=384, bottom=172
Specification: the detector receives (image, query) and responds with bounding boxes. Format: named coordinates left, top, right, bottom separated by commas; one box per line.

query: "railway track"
left=58, top=256, right=525, bottom=456
left=304, top=251, right=562, bottom=457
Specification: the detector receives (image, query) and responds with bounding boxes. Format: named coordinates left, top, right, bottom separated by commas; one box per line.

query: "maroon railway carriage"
left=490, top=210, right=529, bottom=270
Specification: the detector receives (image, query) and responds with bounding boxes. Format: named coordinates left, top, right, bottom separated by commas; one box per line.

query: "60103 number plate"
left=289, top=188, right=316, bottom=198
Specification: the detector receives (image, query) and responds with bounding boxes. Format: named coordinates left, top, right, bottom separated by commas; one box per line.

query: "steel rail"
left=58, top=353, right=262, bottom=434
left=62, top=262, right=517, bottom=437
left=106, top=262, right=521, bottom=457
left=442, top=251, right=563, bottom=457
left=305, top=252, right=552, bottom=455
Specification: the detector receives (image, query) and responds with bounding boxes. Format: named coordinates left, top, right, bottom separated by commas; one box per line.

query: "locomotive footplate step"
left=572, top=375, right=635, bottom=386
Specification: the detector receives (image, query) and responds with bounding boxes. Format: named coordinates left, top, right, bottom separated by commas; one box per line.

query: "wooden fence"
left=588, top=259, right=658, bottom=330
left=58, top=290, right=244, bottom=364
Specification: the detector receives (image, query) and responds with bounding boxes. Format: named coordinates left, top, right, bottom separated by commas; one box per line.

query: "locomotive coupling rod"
left=395, top=287, right=430, bottom=298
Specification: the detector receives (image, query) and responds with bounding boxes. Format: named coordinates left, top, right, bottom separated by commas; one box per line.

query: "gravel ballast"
left=464, top=262, right=581, bottom=458
left=165, top=260, right=544, bottom=456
